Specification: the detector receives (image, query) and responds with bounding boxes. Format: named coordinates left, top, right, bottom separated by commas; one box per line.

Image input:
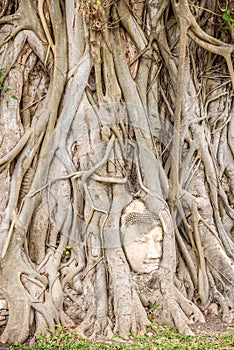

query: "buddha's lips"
left=143, top=259, right=160, bottom=265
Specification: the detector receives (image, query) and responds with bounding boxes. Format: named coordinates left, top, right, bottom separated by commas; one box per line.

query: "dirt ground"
left=189, top=312, right=234, bottom=336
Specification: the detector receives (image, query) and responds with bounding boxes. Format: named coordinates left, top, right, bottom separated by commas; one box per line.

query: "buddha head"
left=120, top=199, right=163, bottom=274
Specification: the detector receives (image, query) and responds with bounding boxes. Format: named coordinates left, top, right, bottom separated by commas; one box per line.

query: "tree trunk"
left=0, top=0, right=233, bottom=344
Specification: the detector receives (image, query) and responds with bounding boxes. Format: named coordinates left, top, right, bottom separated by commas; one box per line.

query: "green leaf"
left=65, top=251, right=70, bottom=255
left=0, top=83, right=3, bottom=90
left=223, top=11, right=231, bottom=21
left=6, top=100, right=9, bottom=108
left=4, top=88, right=11, bottom=93
left=66, top=245, right=72, bottom=249
left=11, top=95, right=18, bottom=100
left=0, top=70, right=3, bottom=79
left=224, top=24, right=230, bottom=29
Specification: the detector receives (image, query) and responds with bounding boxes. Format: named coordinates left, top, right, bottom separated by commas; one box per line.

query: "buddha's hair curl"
left=121, top=199, right=158, bottom=229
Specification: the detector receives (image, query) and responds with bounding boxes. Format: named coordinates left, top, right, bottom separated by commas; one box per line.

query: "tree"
left=0, top=0, right=233, bottom=344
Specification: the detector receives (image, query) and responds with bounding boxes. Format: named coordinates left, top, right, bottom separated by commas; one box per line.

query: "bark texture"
left=0, top=0, right=233, bottom=344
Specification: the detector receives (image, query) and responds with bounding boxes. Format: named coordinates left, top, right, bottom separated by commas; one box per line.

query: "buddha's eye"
left=138, top=236, right=147, bottom=243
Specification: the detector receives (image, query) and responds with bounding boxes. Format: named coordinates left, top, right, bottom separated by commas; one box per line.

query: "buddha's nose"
left=145, top=239, right=161, bottom=260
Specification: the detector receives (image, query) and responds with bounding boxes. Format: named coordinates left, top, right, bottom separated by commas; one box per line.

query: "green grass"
left=9, top=324, right=234, bottom=350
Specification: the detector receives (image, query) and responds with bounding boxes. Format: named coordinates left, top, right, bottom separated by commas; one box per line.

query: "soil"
left=189, top=313, right=234, bottom=336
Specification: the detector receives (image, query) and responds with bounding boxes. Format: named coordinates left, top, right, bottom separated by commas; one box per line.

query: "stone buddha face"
left=121, top=199, right=163, bottom=274
left=122, top=222, right=163, bottom=274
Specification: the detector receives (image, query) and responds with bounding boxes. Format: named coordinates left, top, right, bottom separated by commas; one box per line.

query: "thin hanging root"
left=20, top=95, right=47, bottom=113
left=191, top=28, right=234, bottom=59
left=180, top=0, right=234, bottom=51
left=0, top=0, right=9, bottom=17
left=0, top=0, right=47, bottom=47
left=83, top=200, right=109, bottom=262
left=0, top=209, right=25, bottom=260
left=38, top=0, right=55, bottom=55
left=27, top=171, right=85, bottom=197
left=44, top=43, right=51, bottom=66
left=174, top=226, right=198, bottom=287
left=131, top=141, right=167, bottom=205
left=169, top=2, right=190, bottom=204
left=188, top=30, right=234, bottom=89
left=199, top=216, right=222, bottom=244
left=82, top=134, right=115, bottom=185
left=81, top=256, right=104, bottom=280
left=21, top=273, right=47, bottom=300
left=176, top=199, right=196, bottom=249
left=0, top=130, right=32, bottom=168
left=191, top=205, right=209, bottom=304
left=61, top=265, right=83, bottom=288
left=224, top=54, right=234, bottom=91
left=79, top=132, right=115, bottom=258
left=117, top=0, right=148, bottom=51
left=173, top=0, right=234, bottom=100
left=91, top=174, right=127, bottom=184
left=0, top=222, right=14, bottom=261
left=159, top=83, right=174, bottom=118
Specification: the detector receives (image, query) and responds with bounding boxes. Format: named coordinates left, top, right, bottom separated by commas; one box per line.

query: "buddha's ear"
left=159, top=207, right=174, bottom=237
